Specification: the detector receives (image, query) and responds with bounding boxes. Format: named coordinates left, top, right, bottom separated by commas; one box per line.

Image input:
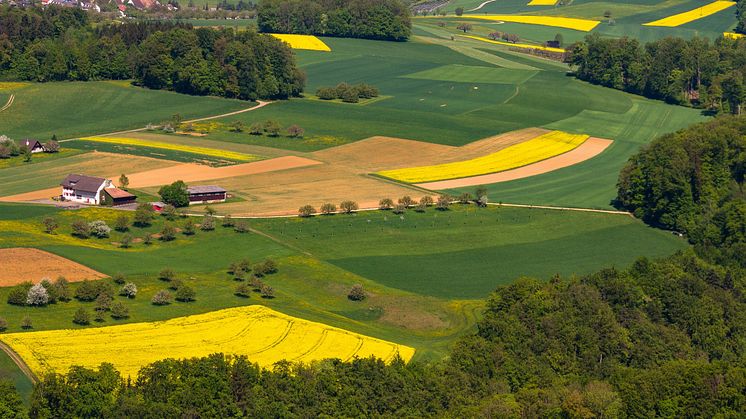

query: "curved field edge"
left=0, top=305, right=415, bottom=379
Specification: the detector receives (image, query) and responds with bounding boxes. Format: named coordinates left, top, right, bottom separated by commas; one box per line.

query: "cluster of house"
left=60, top=174, right=227, bottom=208
left=2, top=0, right=170, bottom=13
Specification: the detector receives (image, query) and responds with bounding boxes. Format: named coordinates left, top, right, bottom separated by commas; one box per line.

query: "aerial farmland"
left=0, top=0, right=744, bottom=415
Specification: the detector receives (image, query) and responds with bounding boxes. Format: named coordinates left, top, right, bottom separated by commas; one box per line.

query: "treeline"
left=2, top=250, right=744, bottom=417
left=257, top=0, right=411, bottom=41
left=0, top=6, right=305, bottom=100
left=567, top=34, right=746, bottom=111
left=617, top=115, right=746, bottom=267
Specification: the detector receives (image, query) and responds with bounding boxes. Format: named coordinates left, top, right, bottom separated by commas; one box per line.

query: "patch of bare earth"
left=0, top=248, right=106, bottom=286
left=415, top=137, right=614, bottom=189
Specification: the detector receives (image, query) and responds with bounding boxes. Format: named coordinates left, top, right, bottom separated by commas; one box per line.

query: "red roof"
left=104, top=188, right=135, bottom=199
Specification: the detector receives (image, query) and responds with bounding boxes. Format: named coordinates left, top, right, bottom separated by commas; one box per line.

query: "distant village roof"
left=104, top=187, right=135, bottom=199
left=187, top=185, right=227, bottom=194
left=61, top=174, right=107, bottom=193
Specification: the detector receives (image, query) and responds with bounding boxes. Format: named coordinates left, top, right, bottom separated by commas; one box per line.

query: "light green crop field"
left=0, top=81, right=250, bottom=140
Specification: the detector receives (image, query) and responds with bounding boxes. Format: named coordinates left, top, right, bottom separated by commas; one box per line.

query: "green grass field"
left=0, top=81, right=250, bottom=140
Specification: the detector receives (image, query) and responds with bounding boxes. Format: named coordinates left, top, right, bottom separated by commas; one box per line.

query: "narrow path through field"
left=0, top=341, right=37, bottom=384
left=488, top=202, right=633, bottom=216
left=0, top=94, right=14, bottom=112
left=468, top=0, right=496, bottom=11
left=59, top=100, right=272, bottom=141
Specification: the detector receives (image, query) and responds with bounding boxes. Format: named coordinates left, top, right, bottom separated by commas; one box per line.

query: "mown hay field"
left=643, top=0, right=735, bottom=27
left=270, top=33, right=331, bottom=51
left=1, top=306, right=415, bottom=379
left=377, top=130, right=588, bottom=183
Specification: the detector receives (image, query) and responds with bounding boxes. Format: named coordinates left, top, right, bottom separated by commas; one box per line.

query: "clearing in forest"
left=0, top=248, right=106, bottom=286
left=0, top=305, right=415, bottom=378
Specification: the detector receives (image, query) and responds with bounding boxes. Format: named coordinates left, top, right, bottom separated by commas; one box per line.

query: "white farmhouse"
left=60, top=174, right=113, bottom=205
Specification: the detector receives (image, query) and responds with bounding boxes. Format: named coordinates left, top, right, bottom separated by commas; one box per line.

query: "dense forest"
left=0, top=249, right=742, bottom=417
left=567, top=34, right=746, bottom=111
left=617, top=116, right=746, bottom=267
left=257, top=0, right=411, bottom=41
left=0, top=6, right=305, bottom=100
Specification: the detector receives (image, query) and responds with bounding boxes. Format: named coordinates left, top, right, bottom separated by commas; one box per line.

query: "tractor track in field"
left=0, top=341, right=38, bottom=384
left=58, top=100, right=273, bottom=142
left=0, top=94, right=14, bottom=112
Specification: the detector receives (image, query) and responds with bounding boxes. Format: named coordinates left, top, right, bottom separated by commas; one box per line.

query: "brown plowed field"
left=0, top=248, right=106, bottom=286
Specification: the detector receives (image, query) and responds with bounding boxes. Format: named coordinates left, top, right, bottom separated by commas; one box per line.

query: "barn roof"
left=187, top=185, right=226, bottom=194
left=60, top=174, right=107, bottom=193
left=104, top=187, right=135, bottom=199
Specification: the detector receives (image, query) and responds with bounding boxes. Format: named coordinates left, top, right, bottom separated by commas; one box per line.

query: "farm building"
left=18, top=139, right=44, bottom=153
left=101, top=187, right=137, bottom=206
left=60, top=174, right=114, bottom=205
left=187, top=185, right=227, bottom=205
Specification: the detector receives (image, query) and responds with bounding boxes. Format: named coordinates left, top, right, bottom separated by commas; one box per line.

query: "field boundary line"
left=0, top=340, right=38, bottom=384
left=59, top=100, right=272, bottom=141
left=0, top=94, right=14, bottom=112
left=487, top=202, right=633, bottom=216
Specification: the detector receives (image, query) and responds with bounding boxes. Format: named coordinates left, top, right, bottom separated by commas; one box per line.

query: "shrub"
left=143, top=234, right=153, bottom=245
left=159, top=181, right=189, bottom=208
left=204, top=206, right=217, bottom=216
left=287, top=125, right=304, bottom=138
left=160, top=224, right=176, bottom=241
left=71, top=219, right=90, bottom=238
left=234, top=221, right=250, bottom=233
left=183, top=218, right=196, bottom=235
left=42, top=217, right=58, bottom=234
left=75, top=280, right=114, bottom=302
left=420, top=196, right=434, bottom=206
left=201, top=216, right=216, bottom=231
left=168, top=279, right=183, bottom=291
left=159, top=268, right=176, bottom=282
left=73, top=308, right=90, bottom=325
left=21, top=315, right=32, bottom=329
left=94, top=293, right=113, bottom=312
left=111, top=301, right=129, bottom=319
left=175, top=285, right=196, bottom=302
left=55, top=277, right=71, bottom=302
left=152, top=290, right=173, bottom=305
left=379, top=198, right=394, bottom=210
left=40, top=278, right=58, bottom=304
left=414, top=201, right=427, bottom=212
left=26, top=283, right=49, bottom=306
left=348, top=284, right=366, bottom=301
left=340, top=88, right=360, bottom=103
left=254, top=259, right=278, bottom=276
left=222, top=215, right=235, bottom=227
left=7, top=283, right=31, bottom=306
left=134, top=203, right=155, bottom=227
left=0, top=317, right=7, bottom=331
left=357, top=83, right=379, bottom=99
left=340, top=201, right=359, bottom=214
left=260, top=284, right=275, bottom=299
left=120, top=234, right=133, bottom=248
left=398, top=196, right=415, bottom=207
left=235, top=283, right=252, bottom=297
left=161, top=204, right=178, bottom=220
left=249, top=122, right=264, bottom=135
left=264, top=120, right=282, bottom=137
left=113, top=272, right=126, bottom=285
left=392, top=204, right=406, bottom=214
left=299, top=205, right=316, bottom=217
left=120, top=282, right=138, bottom=298
left=228, top=259, right=251, bottom=275
left=316, top=86, right=337, bottom=100
left=88, top=220, right=111, bottom=238
left=114, top=215, right=130, bottom=232
left=458, top=193, right=472, bottom=204
left=44, top=140, right=60, bottom=153
left=320, top=203, right=337, bottom=214
left=94, top=310, right=106, bottom=323
left=335, top=82, right=352, bottom=97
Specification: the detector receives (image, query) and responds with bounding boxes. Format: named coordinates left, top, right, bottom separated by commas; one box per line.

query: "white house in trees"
left=60, top=174, right=113, bottom=205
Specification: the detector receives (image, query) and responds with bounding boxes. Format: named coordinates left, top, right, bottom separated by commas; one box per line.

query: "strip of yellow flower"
left=1, top=305, right=415, bottom=379
left=461, top=34, right=565, bottom=53
left=377, top=130, right=588, bottom=183
left=724, top=31, right=745, bottom=39
left=78, top=136, right=259, bottom=162
left=270, top=34, right=332, bottom=51
left=644, top=1, right=735, bottom=27
left=0, top=82, right=30, bottom=91
left=527, top=0, right=557, bottom=5
left=458, top=14, right=601, bottom=31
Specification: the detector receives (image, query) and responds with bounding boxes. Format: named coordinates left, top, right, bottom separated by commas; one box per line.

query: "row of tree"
left=0, top=7, right=305, bottom=100
left=567, top=34, right=746, bottom=111
left=257, top=0, right=411, bottom=41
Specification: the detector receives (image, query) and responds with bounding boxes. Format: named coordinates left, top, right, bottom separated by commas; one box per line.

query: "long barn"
left=187, top=185, right=227, bottom=205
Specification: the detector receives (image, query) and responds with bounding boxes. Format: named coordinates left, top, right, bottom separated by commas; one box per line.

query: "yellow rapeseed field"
left=78, top=136, right=259, bottom=162
left=644, top=1, right=735, bottom=27
left=270, top=34, right=332, bottom=51
left=462, top=35, right=565, bottom=53
left=0, top=82, right=30, bottom=91
left=377, top=130, right=588, bottom=183
left=0, top=306, right=415, bottom=378
left=724, top=31, right=745, bottom=39
left=527, top=0, right=558, bottom=5
left=459, top=15, right=601, bottom=31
